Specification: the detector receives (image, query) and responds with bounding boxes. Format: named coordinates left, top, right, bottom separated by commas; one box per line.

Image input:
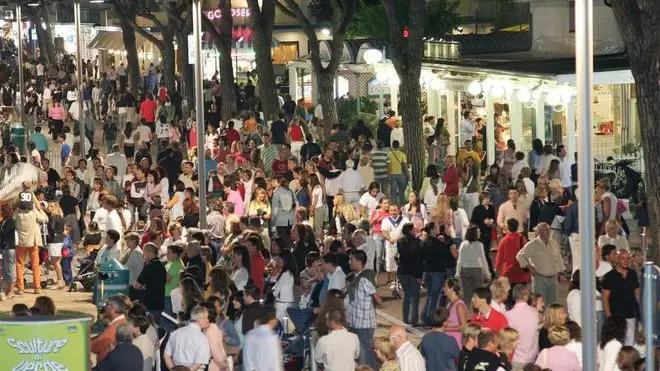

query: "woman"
left=333, top=194, right=359, bottom=235
left=595, top=180, right=618, bottom=236
left=164, top=244, right=184, bottom=316
left=271, top=252, right=296, bottom=322
left=59, top=184, right=81, bottom=243
left=374, top=336, right=400, bottom=371
left=33, top=296, right=57, bottom=315
left=123, top=123, right=138, bottom=159
left=547, top=159, right=561, bottom=181
left=313, top=289, right=346, bottom=337
left=95, top=229, right=122, bottom=267
left=288, top=118, right=305, bottom=160
left=87, top=178, right=104, bottom=221
left=471, top=192, right=496, bottom=258
left=402, top=191, right=428, bottom=232
left=0, top=204, right=16, bottom=299
left=455, top=225, right=491, bottom=304
left=535, top=325, right=580, bottom=371
left=501, top=139, right=517, bottom=182
left=165, top=180, right=186, bottom=221
left=461, top=157, right=481, bottom=219
left=597, top=315, right=627, bottom=371
left=181, top=199, right=200, bottom=229
left=48, top=100, right=66, bottom=140
left=397, top=223, right=423, bottom=326
left=498, top=327, right=519, bottom=366
left=420, top=165, right=443, bottom=206
left=597, top=219, right=629, bottom=251
left=46, top=202, right=67, bottom=290
left=248, top=188, right=272, bottom=220
left=430, top=194, right=454, bottom=237
left=565, top=321, right=583, bottom=368
left=144, top=170, right=162, bottom=207
left=231, top=245, right=251, bottom=291
left=200, top=301, right=229, bottom=371
left=309, top=173, right=325, bottom=238
left=528, top=185, right=561, bottom=237
left=489, top=277, right=511, bottom=313
left=420, top=222, right=457, bottom=327
left=539, top=303, right=568, bottom=351
left=443, top=278, right=467, bottom=348
left=370, top=197, right=390, bottom=274
left=178, top=275, right=205, bottom=321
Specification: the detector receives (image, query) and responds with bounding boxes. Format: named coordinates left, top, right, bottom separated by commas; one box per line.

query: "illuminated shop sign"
left=206, top=8, right=251, bottom=20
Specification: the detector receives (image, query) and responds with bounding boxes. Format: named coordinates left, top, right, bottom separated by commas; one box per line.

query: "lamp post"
left=74, top=0, right=86, bottom=156
left=16, top=3, right=25, bottom=134
left=192, top=0, right=207, bottom=228
left=575, top=0, right=596, bottom=369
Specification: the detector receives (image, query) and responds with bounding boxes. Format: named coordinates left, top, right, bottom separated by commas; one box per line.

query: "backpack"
left=76, top=178, right=90, bottom=203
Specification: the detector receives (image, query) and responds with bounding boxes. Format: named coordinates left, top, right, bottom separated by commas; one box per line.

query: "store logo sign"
left=206, top=8, right=251, bottom=20
left=7, top=338, right=69, bottom=371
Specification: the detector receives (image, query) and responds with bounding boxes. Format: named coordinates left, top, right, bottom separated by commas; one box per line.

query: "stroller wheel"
left=392, top=289, right=401, bottom=299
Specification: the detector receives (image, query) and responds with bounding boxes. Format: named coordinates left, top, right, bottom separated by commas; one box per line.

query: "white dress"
left=171, top=191, right=184, bottom=220
left=380, top=216, right=409, bottom=272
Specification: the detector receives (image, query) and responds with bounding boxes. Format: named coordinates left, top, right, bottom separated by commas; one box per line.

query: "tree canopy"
left=345, top=0, right=459, bottom=39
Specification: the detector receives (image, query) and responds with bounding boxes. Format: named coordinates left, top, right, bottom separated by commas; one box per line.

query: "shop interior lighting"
left=90, top=0, right=106, bottom=3
left=430, top=78, right=446, bottom=91
left=321, top=28, right=331, bottom=36
left=546, top=90, right=562, bottom=106
left=516, top=87, right=532, bottom=102
left=27, top=2, right=40, bottom=7
left=363, top=49, right=383, bottom=65
left=490, top=84, right=505, bottom=98
left=468, top=81, right=483, bottom=96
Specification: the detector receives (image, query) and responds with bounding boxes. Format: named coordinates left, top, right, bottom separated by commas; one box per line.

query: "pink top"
left=446, top=299, right=465, bottom=347
left=370, top=209, right=389, bottom=235
left=206, top=323, right=229, bottom=371
left=505, top=302, right=539, bottom=364
left=535, top=346, right=580, bottom=371
left=169, top=126, right=181, bottom=142
left=49, top=106, right=65, bottom=120
left=227, top=190, right=244, bottom=217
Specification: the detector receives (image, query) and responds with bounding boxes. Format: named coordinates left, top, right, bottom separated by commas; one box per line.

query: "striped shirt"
left=396, top=341, right=426, bottom=371
left=371, top=149, right=389, bottom=180
left=260, top=144, right=278, bottom=176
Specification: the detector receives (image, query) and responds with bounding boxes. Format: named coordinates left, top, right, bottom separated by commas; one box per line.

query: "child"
left=62, top=224, right=74, bottom=290
left=458, top=323, right=482, bottom=370
left=420, top=307, right=461, bottom=370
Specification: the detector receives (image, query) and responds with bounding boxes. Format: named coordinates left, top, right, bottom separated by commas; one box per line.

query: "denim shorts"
left=1, top=249, right=16, bottom=283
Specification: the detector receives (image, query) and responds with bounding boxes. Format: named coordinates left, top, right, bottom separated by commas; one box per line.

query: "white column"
left=311, top=69, right=318, bottom=104
left=566, top=99, right=576, bottom=158
left=288, top=67, right=298, bottom=101
left=391, top=83, right=399, bottom=114
left=535, top=98, right=546, bottom=143
left=447, top=90, right=457, bottom=154
left=510, top=92, right=523, bottom=148
left=486, top=94, right=495, bottom=165
left=428, top=89, right=438, bottom=117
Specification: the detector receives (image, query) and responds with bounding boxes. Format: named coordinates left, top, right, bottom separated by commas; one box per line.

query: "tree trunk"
left=177, top=30, right=194, bottom=116
left=217, top=41, right=237, bottom=120
left=609, top=0, right=660, bottom=265
left=394, top=66, right=424, bottom=193
left=31, top=5, right=56, bottom=66
left=161, top=30, right=177, bottom=93
left=120, top=17, right=141, bottom=94
left=315, top=69, right=339, bottom=138
left=252, top=27, right=279, bottom=120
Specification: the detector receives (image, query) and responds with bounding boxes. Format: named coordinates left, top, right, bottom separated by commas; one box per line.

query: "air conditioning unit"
left=3, top=10, right=14, bottom=20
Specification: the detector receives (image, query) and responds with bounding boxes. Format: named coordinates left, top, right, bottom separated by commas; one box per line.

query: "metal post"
left=576, top=0, right=596, bottom=370
left=16, top=4, right=25, bottom=129
left=192, top=0, right=207, bottom=229
left=642, top=263, right=657, bottom=371
left=74, top=0, right=86, bottom=156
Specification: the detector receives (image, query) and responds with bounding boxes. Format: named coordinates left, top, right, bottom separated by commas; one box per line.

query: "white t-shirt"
left=137, top=124, right=152, bottom=143
left=312, top=185, right=324, bottom=209
left=156, top=120, right=169, bottom=139
left=337, top=169, right=365, bottom=194
left=36, top=63, right=45, bottom=76
left=359, top=192, right=383, bottom=216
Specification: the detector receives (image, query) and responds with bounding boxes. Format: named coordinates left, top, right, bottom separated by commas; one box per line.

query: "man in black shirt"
left=241, top=284, right=264, bottom=334
left=42, top=158, right=61, bottom=186
left=186, top=241, right=206, bottom=289
left=270, top=113, right=288, bottom=145
left=602, top=249, right=640, bottom=345
left=300, top=134, right=322, bottom=164
left=462, top=330, right=510, bottom=371
left=134, top=244, right=166, bottom=323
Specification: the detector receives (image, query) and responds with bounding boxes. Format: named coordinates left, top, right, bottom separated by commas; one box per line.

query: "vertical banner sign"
left=0, top=317, right=92, bottom=371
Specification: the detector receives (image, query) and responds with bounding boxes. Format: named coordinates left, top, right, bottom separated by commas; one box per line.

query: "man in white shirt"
left=381, top=205, right=409, bottom=274
left=315, top=309, right=360, bottom=371
left=243, top=307, right=284, bottom=371
left=352, top=229, right=377, bottom=273
left=324, top=253, right=346, bottom=291
left=338, top=159, right=365, bottom=209
left=106, top=144, right=128, bottom=185
left=358, top=183, right=384, bottom=218
left=390, top=326, right=425, bottom=371
left=102, top=195, right=124, bottom=237
left=557, top=145, right=573, bottom=194
left=510, top=151, right=526, bottom=182
left=537, top=145, right=559, bottom=178
left=459, top=111, right=476, bottom=146
left=164, top=306, right=211, bottom=371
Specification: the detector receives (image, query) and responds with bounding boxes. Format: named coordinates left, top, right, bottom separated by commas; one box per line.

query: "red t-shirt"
left=471, top=309, right=509, bottom=332
left=225, top=128, right=240, bottom=144
left=250, top=251, right=265, bottom=293
left=272, top=159, right=288, bottom=176
left=495, top=232, right=530, bottom=284
left=442, top=165, right=459, bottom=196
left=140, top=99, right=158, bottom=123
left=290, top=125, right=304, bottom=141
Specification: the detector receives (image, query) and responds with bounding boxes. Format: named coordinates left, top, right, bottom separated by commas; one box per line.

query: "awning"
left=88, top=30, right=162, bottom=51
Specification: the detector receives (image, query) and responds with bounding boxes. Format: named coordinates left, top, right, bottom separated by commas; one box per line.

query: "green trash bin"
left=94, top=259, right=129, bottom=309
left=10, top=123, right=25, bottom=154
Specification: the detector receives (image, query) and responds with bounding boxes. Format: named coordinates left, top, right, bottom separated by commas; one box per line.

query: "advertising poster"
left=0, top=316, right=92, bottom=371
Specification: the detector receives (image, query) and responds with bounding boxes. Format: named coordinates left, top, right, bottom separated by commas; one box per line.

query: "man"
left=259, top=133, right=278, bottom=177
left=106, top=144, right=128, bottom=185
left=300, top=133, right=322, bottom=164
left=563, top=190, right=580, bottom=273
left=117, top=63, right=128, bottom=90
left=98, top=323, right=144, bottom=371
left=315, top=309, right=360, bottom=371
left=338, top=159, right=365, bottom=209
left=494, top=218, right=530, bottom=287
left=442, top=155, right=459, bottom=197
left=346, top=250, right=381, bottom=369
left=139, top=94, right=158, bottom=128
left=557, top=145, right=573, bottom=196
left=596, top=244, right=618, bottom=279
left=504, top=284, right=539, bottom=370
left=462, top=330, right=509, bottom=371
left=271, top=147, right=290, bottom=178
left=419, top=307, right=460, bottom=371
left=42, top=158, right=61, bottom=186
left=270, top=113, right=288, bottom=145
left=32, top=126, right=48, bottom=155
left=186, top=242, right=206, bottom=288
left=388, top=140, right=407, bottom=206
left=164, top=305, right=210, bottom=370
left=497, top=187, right=527, bottom=233
left=241, top=284, right=265, bottom=334
left=510, top=151, right=525, bottom=182
left=470, top=287, right=509, bottom=332
left=352, top=229, right=377, bottom=273
left=91, top=295, right=129, bottom=362
left=456, top=140, right=480, bottom=168
left=459, top=111, right=475, bottom=147
left=390, top=326, right=425, bottom=371
left=243, top=306, right=284, bottom=371
left=516, top=222, right=565, bottom=304
left=371, top=140, right=390, bottom=196
left=323, top=253, right=346, bottom=292
left=134, top=244, right=167, bottom=323
left=358, top=182, right=384, bottom=218
left=602, top=249, right=640, bottom=346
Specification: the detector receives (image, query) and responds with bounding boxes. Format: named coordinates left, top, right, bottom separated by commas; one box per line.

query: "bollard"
left=643, top=262, right=658, bottom=371
left=309, top=327, right=318, bottom=371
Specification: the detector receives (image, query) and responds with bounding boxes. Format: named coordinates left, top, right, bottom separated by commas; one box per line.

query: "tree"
left=276, top=0, right=357, bottom=135
left=202, top=0, right=237, bottom=121
left=110, top=0, right=142, bottom=93
left=246, top=0, right=279, bottom=120
left=608, top=0, right=660, bottom=265
left=25, top=2, right=57, bottom=66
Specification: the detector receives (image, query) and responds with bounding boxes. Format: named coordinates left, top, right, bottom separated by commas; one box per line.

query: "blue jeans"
left=390, top=174, right=407, bottom=206
left=423, top=271, right=447, bottom=326
left=61, top=256, right=73, bottom=285
left=399, top=275, right=421, bottom=325
left=351, top=328, right=377, bottom=369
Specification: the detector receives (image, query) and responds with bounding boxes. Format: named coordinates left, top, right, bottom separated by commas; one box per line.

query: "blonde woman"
left=489, top=277, right=511, bottom=313
left=597, top=219, right=628, bottom=251
left=374, top=336, right=400, bottom=371
left=539, top=303, right=568, bottom=351
left=430, top=194, right=454, bottom=236
left=248, top=188, right=272, bottom=220
left=332, top=194, right=358, bottom=233
left=535, top=325, right=580, bottom=371
left=46, top=202, right=67, bottom=289
left=498, top=327, right=519, bottom=365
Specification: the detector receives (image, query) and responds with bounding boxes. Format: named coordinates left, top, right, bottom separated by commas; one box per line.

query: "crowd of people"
left=0, top=56, right=656, bottom=371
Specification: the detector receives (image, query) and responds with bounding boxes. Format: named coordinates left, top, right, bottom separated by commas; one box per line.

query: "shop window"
left=272, top=42, right=299, bottom=65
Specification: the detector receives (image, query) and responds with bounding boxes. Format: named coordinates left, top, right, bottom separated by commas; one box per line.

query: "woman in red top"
left=288, top=119, right=305, bottom=160
left=369, top=197, right=390, bottom=274
left=495, top=218, right=530, bottom=286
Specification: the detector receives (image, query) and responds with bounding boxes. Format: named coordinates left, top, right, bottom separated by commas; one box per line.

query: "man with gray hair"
left=338, top=158, right=365, bottom=209
left=97, top=323, right=144, bottom=371
left=92, top=295, right=128, bottom=362
left=164, top=305, right=211, bottom=370
left=352, top=229, right=377, bottom=273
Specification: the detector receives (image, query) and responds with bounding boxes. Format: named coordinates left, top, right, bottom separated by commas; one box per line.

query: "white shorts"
left=385, top=243, right=398, bottom=273
left=47, top=243, right=63, bottom=258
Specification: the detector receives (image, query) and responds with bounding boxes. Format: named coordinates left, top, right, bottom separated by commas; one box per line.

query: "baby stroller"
left=73, top=249, right=98, bottom=291
left=24, top=246, right=52, bottom=289
left=283, top=307, right=315, bottom=371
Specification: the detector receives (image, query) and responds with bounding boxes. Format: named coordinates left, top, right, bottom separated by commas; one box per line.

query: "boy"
left=420, top=307, right=461, bottom=370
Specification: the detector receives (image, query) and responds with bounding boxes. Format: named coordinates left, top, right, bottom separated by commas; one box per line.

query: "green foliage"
left=337, top=96, right=379, bottom=128
left=309, top=0, right=334, bottom=24
left=346, top=0, right=459, bottom=39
